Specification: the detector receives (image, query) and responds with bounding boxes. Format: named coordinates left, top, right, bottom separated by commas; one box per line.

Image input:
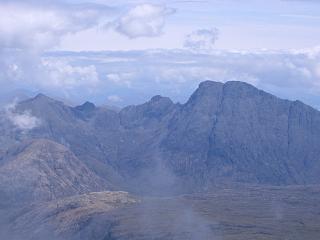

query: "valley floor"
left=108, top=185, right=320, bottom=240
left=2, top=185, right=320, bottom=240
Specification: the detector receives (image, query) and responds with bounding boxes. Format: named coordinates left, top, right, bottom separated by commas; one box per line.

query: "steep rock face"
left=0, top=139, right=109, bottom=206
left=287, top=101, right=320, bottom=184
left=205, top=82, right=293, bottom=184
left=117, top=96, right=177, bottom=172
left=161, top=81, right=320, bottom=186
left=161, top=81, right=225, bottom=186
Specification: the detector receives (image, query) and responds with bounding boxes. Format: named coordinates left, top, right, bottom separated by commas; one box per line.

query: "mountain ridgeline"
left=1, top=81, right=320, bottom=196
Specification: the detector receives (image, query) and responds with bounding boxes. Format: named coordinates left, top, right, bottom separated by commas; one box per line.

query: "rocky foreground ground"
left=1, top=185, right=319, bottom=240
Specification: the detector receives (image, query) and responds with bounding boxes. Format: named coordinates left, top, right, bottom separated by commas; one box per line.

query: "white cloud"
left=0, top=2, right=109, bottom=50
left=111, top=4, right=175, bottom=38
left=0, top=1, right=113, bottom=97
left=107, top=95, right=123, bottom=103
left=313, top=63, right=320, bottom=88
left=184, top=28, right=219, bottom=51
left=106, top=72, right=135, bottom=87
left=5, top=102, right=41, bottom=131
left=154, top=66, right=259, bottom=86
left=42, top=59, right=100, bottom=90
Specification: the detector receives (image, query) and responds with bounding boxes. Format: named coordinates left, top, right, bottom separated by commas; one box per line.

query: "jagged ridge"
left=0, top=81, right=320, bottom=193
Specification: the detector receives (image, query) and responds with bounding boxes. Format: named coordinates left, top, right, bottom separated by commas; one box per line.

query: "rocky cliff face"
left=0, top=139, right=109, bottom=206
left=161, top=81, right=320, bottom=186
left=1, top=81, right=320, bottom=193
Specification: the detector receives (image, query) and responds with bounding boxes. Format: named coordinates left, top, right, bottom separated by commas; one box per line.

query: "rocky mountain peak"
left=150, top=95, right=172, bottom=104
left=194, top=80, right=261, bottom=99
left=147, top=95, right=174, bottom=111
left=31, top=93, right=56, bottom=104
left=198, top=80, right=223, bottom=89
left=16, top=93, right=65, bottom=116
left=75, top=101, right=96, bottom=113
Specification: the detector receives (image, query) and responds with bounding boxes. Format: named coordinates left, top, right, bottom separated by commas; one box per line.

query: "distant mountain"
left=0, top=139, right=109, bottom=206
left=1, top=81, right=320, bottom=193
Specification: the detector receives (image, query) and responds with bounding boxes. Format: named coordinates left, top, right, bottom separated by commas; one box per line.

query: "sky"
left=1, top=0, right=320, bottom=108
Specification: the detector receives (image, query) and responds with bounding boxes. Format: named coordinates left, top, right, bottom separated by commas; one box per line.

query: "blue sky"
left=1, top=0, right=320, bottom=108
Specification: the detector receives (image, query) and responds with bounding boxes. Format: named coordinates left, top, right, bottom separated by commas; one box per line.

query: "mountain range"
left=0, top=80, right=320, bottom=239
left=1, top=81, right=320, bottom=196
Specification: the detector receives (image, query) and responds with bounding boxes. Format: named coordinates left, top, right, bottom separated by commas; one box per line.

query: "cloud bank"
left=36, top=47, right=320, bottom=109
left=42, top=59, right=100, bottom=91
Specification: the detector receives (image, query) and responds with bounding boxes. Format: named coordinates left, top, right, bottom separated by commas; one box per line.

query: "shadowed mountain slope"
left=161, top=81, right=320, bottom=186
left=0, top=139, right=110, bottom=206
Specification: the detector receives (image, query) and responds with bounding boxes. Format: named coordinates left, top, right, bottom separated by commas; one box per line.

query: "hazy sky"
left=1, top=0, right=320, bottom=108
left=57, top=0, right=320, bottom=51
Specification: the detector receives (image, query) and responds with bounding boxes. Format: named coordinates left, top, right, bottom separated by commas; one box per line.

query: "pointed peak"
left=151, top=95, right=164, bottom=101
left=15, top=93, right=59, bottom=107
left=75, top=101, right=96, bottom=112
left=31, top=93, right=55, bottom=103
left=83, top=101, right=96, bottom=109
left=189, top=81, right=224, bottom=102
left=147, top=95, right=174, bottom=109
left=150, top=95, right=172, bottom=103
left=34, top=93, right=49, bottom=99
